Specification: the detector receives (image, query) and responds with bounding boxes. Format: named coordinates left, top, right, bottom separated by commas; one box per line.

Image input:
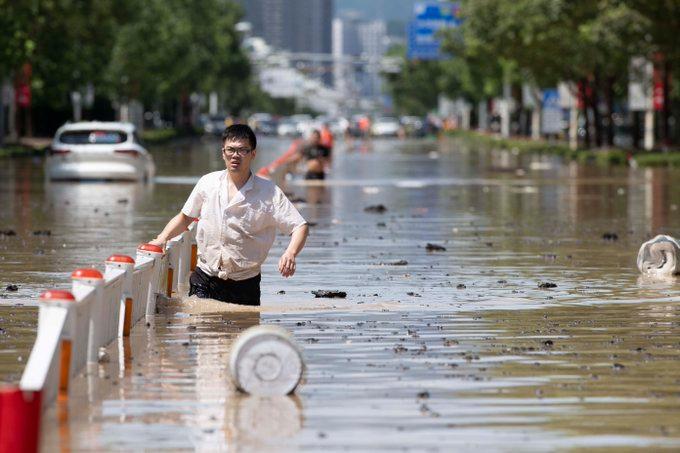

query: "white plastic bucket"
left=229, top=325, right=303, bottom=396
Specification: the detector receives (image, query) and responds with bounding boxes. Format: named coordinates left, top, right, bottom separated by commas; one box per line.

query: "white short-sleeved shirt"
left=181, top=171, right=306, bottom=281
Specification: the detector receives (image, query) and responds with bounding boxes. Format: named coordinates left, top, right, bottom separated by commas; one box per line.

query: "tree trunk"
left=632, top=110, right=641, bottom=149
left=0, top=78, right=5, bottom=148
left=591, top=72, right=602, bottom=148
left=605, top=76, right=615, bottom=147
left=580, top=79, right=591, bottom=148
left=662, top=60, right=671, bottom=147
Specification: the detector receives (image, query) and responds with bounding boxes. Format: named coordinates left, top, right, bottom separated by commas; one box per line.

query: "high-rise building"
left=239, top=0, right=333, bottom=54
left=332, top=13, right=387, bottom=100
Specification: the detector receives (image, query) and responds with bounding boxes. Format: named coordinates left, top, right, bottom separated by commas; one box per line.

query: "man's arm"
left=149, top=212, right=195, bottom=249
left=278, top=224, right=309, bottom=278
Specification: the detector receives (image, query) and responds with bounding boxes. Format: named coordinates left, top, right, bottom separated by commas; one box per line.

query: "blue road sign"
left=541, top=88, right=562, bottom=134
left=407, top=2, right=461, bottom=60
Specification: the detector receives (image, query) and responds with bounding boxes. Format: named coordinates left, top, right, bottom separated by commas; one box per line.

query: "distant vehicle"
left=202, top=114, right=227, bottom=135
left=46, top=122, right=155, bottom=182
left=248, top=113, right=278, bottom=136
left=371, top=117, right=401, bottom=137
left=400, top=116, right=425, bottom=137
left=256, top=118, right=279, bottom=135
left=277, top=118, right=299, bottom=137
left=290, top=114, right=314, bottom=136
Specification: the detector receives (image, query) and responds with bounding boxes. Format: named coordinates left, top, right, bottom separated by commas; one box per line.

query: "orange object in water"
left=358, top=116, right=370, bottom=132
left=166, top=268, right=173, bottom=297
left=122, top=297, right=133, bottom=336
left=320, top=126, right=334, bottom=149
left=256, top=139, right=302, bottom=178
left=59, top=340, right=72, bottom=395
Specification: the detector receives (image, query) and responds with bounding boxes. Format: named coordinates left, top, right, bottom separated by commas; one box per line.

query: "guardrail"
left=0, top=222, right=198, bottom=453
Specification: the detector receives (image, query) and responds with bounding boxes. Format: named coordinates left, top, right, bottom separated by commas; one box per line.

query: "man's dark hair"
left=222, top=124, right=256, bottom=150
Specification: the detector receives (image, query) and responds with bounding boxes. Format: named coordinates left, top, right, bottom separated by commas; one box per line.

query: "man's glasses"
left=222, top=146, right=252, bottom=156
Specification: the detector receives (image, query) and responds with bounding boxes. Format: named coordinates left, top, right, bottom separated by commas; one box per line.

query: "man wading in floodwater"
left=150, top=124, right=309, bottom=306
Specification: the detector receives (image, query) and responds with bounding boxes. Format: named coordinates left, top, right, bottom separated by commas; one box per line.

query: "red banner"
left=653, top=67, right=664, bottom=111
left=15, top=83, right=31, bottom=108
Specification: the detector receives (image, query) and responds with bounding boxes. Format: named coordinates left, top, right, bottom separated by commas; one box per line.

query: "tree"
left=382, top=45, right=445, bottom=116
left=107, top=0, right=252, bottom=124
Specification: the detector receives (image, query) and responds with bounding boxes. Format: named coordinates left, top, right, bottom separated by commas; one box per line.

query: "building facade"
left=239, top=0, right=333, bottom=54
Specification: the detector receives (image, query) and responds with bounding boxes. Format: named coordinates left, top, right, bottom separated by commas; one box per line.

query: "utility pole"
left=500, top=68, right=511, bottom=138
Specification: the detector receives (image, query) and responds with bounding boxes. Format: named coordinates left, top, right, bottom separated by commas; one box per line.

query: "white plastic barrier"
left=131, top=257, right=154, bottom=327
left=6, top=223, right=199, bottom=452
left=19, top=291, right=72, bottom=406
left=16, top=222, right=198, bottom=404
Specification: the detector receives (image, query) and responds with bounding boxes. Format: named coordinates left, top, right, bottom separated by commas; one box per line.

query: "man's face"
left=222, top=138, right=256, bottom=174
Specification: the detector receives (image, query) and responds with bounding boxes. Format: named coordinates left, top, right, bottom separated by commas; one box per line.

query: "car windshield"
left=59, top=130, right=127, bottom=144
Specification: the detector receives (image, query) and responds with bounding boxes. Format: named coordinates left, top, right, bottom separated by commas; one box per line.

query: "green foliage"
left=446, top=129, right=634, bottom=166
left=107, top=0, right=251, bottom=108
left=634, top=152, right=680, bottom=168
left=383, top=45, right=445, bottom=115
left=140, top=128, right=180, bottom=144
left=1, top=0, right=261, bottom=126
left=0, top=144, right=44, bottom=158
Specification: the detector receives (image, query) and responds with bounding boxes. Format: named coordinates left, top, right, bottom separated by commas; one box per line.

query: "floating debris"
left=312, top=290, right=347, bottom=298
left=538, top=282, right=557, bottom=289
left=384, top=260, right=408, bottom=266
left=425, top=243, right=446, bottom=252
left=0, top=230, right=17, bottom=237
left=456, top=284, right=466, bottom=289
left=602, top=232, right=619, bottom=241
left=97, top=347, right=110, bottom=364
left=364, top=204, right=387, bottom=213
left=32, top=230, right=51, bottom=236
left=5, top=285, right=19, bottom=292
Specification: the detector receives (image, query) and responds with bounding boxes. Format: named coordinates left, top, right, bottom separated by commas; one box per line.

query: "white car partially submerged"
left=371, top=117, right=401, bottom=137
left=46, top=122, right=155, bottom=182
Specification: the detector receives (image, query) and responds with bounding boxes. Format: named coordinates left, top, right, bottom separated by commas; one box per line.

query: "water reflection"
left=2, top=136, right=680, bottom=450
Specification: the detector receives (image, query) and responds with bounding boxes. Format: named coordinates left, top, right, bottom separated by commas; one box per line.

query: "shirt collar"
left=241, top=172, right=255, bottom=193
left=222, top=171, right=254, bottom=193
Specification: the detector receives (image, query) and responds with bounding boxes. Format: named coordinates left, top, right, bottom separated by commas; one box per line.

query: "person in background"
left=291, top=129, right=328, bottom=180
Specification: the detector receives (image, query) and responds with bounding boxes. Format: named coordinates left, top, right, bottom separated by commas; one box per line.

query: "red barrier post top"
left=106, top=254, right=135, bottom=264
left=71, top=268, right=104, bottom=280
left=39, top=290, right=76, bottom=302
left=137, top=243, right=163, bottom=254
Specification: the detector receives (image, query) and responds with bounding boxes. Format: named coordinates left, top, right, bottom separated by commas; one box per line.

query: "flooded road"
left=2, top=136, right=680, bottom=450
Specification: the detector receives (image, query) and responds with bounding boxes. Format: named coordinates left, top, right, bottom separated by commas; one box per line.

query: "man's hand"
left=148, top=237, right=167, bottom=251
left=278, top=251, right=296, bottom=277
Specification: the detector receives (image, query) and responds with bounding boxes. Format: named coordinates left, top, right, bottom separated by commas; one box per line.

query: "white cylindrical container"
left=637, top=234, right=680, bottom=276
left=229, top=325, right=303, bottom=396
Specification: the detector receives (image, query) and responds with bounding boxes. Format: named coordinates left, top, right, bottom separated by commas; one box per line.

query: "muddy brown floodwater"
left=2, top=136, right=680, bottom=451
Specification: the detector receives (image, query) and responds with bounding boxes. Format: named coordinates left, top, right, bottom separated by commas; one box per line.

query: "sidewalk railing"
left=0, top=221, right=198, bottom=453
